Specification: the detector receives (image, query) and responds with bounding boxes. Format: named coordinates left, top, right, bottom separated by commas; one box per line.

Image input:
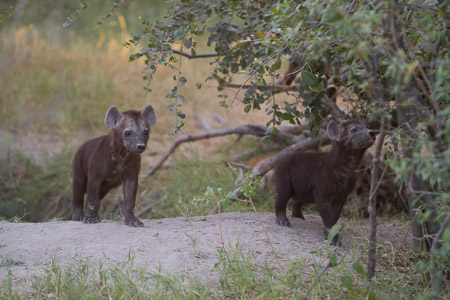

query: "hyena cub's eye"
left=124, top=130, right=132, bottom=136
left=350, top=128, right=357, bottom=134
left=143, top=129, right=149, bottom=136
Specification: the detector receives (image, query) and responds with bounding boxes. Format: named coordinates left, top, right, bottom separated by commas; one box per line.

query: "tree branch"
left=170, top=49, right=220, bottom=59
left=222, top=82, right=298, bottom=91
left=429, top=38, right=442, bottom=84
left=228, top=162, right=252, bottom=172
left=230, top=46, right=287, bottom=106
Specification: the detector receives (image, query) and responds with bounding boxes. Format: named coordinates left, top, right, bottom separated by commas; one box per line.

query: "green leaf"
left=340, top=275, right=354, bottom=293
left=183, top=38, right=192, bottom=48
left=206, top=186, right=215, bottom=197
left=330, top=253, right=338, bottom=266
left=173, top=29, right=183, bottom=40
left=220, top=196, right=230, bottom=208
left=439, top=30, right=447, bottom=43
left=327, top=223, right=341, bottom=244
left=368, top=290, right=379, bottom=300
left=270, top=58, right=281, bottom=72
left=231, top=63, right=239, bottom=74
left=301, top=70, right=318, bottom=86
left=179, top=76, right=187, bottom=86
left=352, top=262, right=366, bottom=276
left=309, top=83, right=322, bottom=93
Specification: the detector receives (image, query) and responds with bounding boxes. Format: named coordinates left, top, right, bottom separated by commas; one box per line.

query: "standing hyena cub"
left=274, top=120, right=375, bottom=244
left=71, top=105, right=156, bottom=227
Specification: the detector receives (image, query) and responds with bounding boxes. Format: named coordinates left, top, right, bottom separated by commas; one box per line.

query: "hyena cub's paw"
left=276, top=217, right=291, bottom=227
left=72, top=215, right=84, bottom=222
left=125, top=219, right=144, bottom=227
left=83, top=216, right=101, bottom=224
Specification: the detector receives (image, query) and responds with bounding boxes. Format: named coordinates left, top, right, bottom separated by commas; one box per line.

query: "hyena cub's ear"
left=105, top=106, right=122, bottom=129
left=327, top=120, right=343, bottom=141
left=142, top=104, right=156, bottom=126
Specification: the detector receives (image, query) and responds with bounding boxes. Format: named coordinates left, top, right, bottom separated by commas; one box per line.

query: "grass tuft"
left=0, top=258, right=24, bottom=268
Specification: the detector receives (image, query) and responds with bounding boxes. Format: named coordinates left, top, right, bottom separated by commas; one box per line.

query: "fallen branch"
left=250, top=134, right=327, bottom=177
left=147, top=124, right=303, bottom=177
left=136, top=204, right=152, bottom=218
left=230, top=144, right=276, bottom=161
left=228, top=162, right=252, bottom=172
left=194, top=112, right=212, bottom=132
left=279, top=124, right=308, bottom=135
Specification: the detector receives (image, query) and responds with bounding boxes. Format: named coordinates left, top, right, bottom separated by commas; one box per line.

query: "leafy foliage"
left=126, top=0, right=450, bottom=291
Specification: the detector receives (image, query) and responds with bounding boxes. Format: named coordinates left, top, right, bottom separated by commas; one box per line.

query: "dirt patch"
left=0, top=213, right=410, bottom=285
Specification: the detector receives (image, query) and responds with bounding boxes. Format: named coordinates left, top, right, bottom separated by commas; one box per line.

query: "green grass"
left=135, top=151, right=275, bottom=219
left=0, top=258, right=24, bottom=268
left=1, top=240, right=439, bottom=300
left=0, top=149, right=72, bottom=222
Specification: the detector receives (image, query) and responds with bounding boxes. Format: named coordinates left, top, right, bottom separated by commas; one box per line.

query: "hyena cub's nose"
left=137, top=144, right=146, bottom=150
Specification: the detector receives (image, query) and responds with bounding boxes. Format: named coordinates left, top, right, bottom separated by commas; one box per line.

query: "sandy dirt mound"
left=0, top=213, right=408, bottom=284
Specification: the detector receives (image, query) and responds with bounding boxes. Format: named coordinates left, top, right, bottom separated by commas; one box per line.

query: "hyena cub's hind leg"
left=291, top=198, right=305, bottom=220
left=71, top=174, right=87, bottom=221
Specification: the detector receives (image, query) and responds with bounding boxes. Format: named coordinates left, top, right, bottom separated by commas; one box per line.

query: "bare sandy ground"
left=0, top=213, right=409, bottom=285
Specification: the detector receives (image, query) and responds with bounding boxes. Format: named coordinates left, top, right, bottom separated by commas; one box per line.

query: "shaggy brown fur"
left=71, top=105, right=156, bottom=227
left=274, top=120, right=375, bottom=244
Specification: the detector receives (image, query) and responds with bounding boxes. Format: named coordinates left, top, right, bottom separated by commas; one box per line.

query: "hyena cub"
left=274, top=120, right=375, bottom=245
left=71, top=105, right=156, bottom=227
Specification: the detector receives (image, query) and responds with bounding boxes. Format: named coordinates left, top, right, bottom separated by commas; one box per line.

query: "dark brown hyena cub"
left=274, top=120, right=375, bottom=245
left=71, top=105, right=156, bottom=227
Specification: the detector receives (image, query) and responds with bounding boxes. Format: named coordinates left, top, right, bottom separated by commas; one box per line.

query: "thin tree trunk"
left=395, top=87, right=426, bottom=252
left=367, top=130, right=386, bottom=279
left=430, top=215, right=450, bottom=300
